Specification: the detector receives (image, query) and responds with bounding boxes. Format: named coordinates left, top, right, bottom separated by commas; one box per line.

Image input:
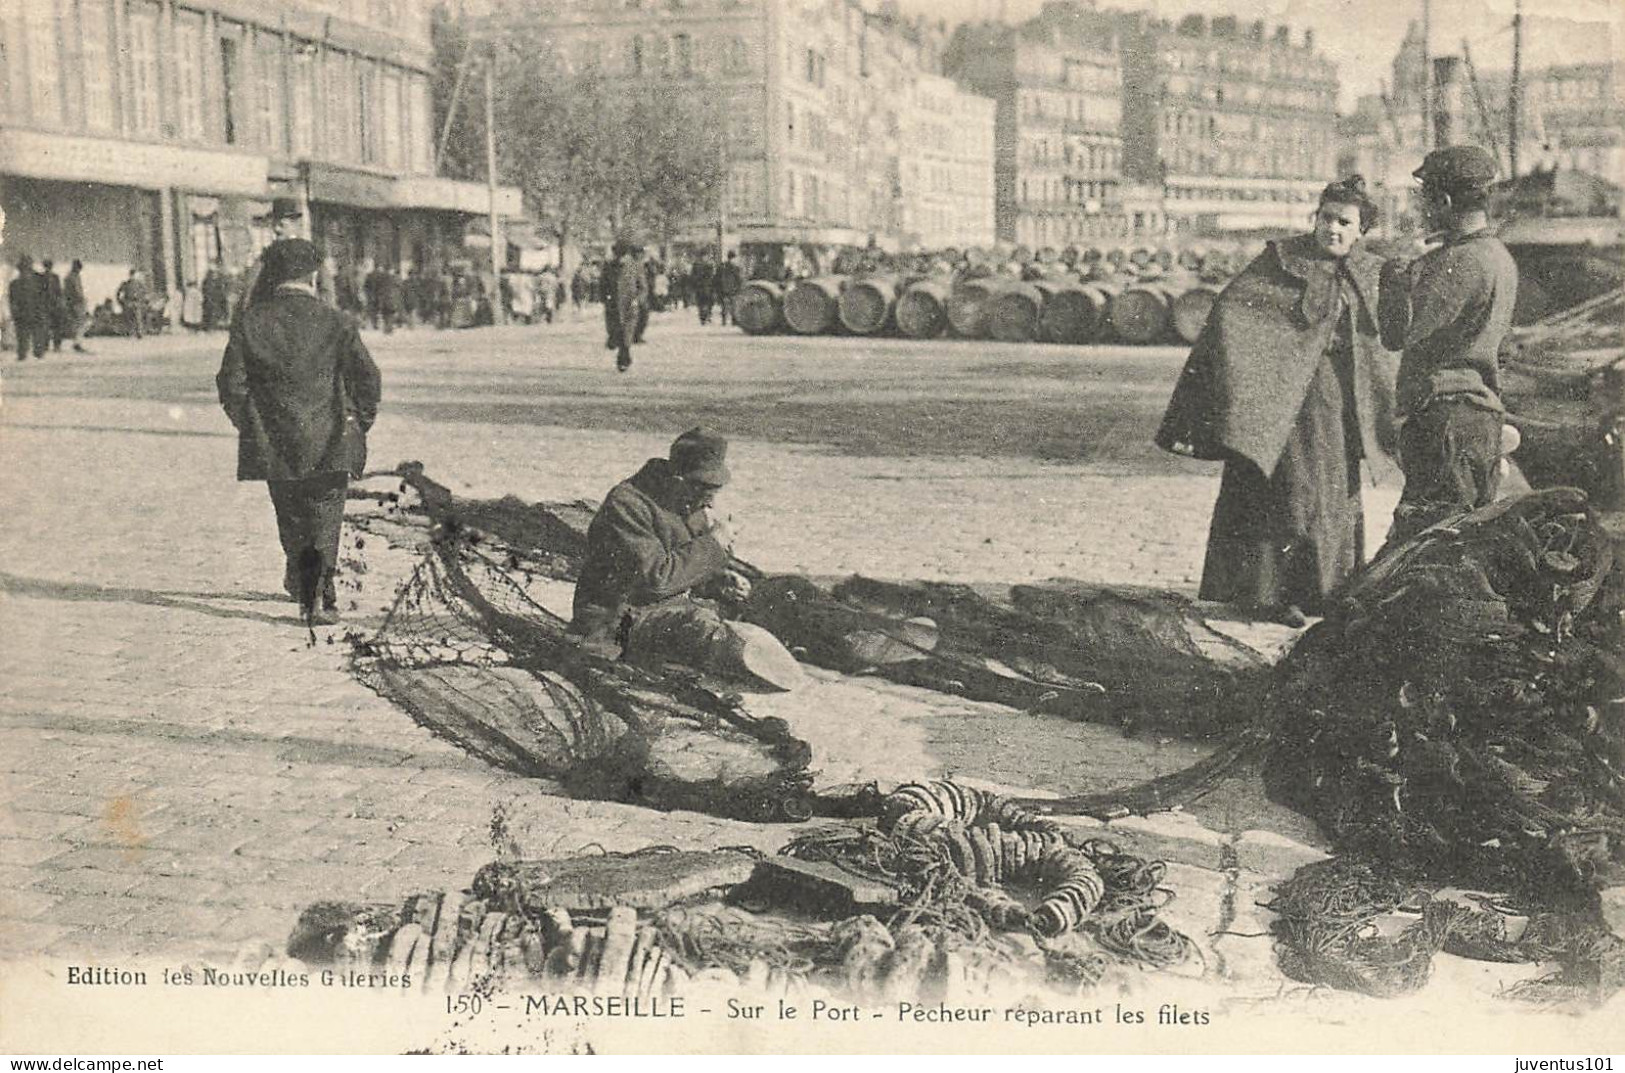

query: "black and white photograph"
left=0, top=0, right=1621, bottom=1057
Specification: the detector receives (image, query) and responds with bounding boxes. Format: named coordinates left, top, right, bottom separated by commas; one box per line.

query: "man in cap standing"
left=570, top=428, right=801, bottom=687
left=217, top=238, right=382, bottom=626
left=1379, top=145, right=1519, bottom=540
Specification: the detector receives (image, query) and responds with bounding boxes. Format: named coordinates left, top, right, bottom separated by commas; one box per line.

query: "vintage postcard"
left=1, top=0, right=1622, bottom=1057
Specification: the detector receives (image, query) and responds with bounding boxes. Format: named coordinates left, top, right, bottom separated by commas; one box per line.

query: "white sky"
left=892, top=0, right=1621, bottom=108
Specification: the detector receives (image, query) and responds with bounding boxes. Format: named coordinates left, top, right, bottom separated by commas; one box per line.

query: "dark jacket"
left=42, top=271, right=64, bottom=320
left=1157, top=233, right=1399, bottom=477
left=64, top=270, right=87, bottom=316
left=216, top=284, right=381, bottom=482
left=571, top=458, right=730, bottom=635
left=7, top=272, right=45, bottom=326
left=615, top=256, right=650, bottom=335
left=716, top=260, right=744, bottom=296
left=1379, top=229, right=1517, bottom=417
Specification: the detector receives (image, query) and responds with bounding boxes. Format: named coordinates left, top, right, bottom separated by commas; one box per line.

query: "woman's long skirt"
left=1198, top=344, right=1364, bottom=615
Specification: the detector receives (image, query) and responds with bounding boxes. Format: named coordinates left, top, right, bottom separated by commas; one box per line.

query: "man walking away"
left=64, top=260, right=89, bottom=353
left=615, top=244, right=651, bottom=373
left=691, top=255, right=716, bottom=326
left=216, top=239, right=382, bottom=626
left=1379, top=145, right=1519, bottom=542
left=716, top=250, right=743, bottom=327
left=8, top=257, right=47, bottom=360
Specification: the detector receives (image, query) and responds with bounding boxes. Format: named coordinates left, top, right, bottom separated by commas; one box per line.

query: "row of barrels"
left=733, top=274, right=1224, bottom=346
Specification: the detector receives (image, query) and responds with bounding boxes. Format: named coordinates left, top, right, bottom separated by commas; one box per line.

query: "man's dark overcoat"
left=1156, top=233, right=1399, bottom=477
left=571, top=458, right=729, bottom=637
left=216, top=285, right=381, bottom=482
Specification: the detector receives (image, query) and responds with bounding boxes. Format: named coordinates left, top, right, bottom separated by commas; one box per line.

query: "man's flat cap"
left=1414, top=145, right=1499, bottom=190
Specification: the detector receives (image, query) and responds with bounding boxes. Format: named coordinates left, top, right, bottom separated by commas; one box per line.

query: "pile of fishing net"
left=1261, top=488, right=1625, bottom=1003
left=281, top=780, right=1195, bottom=1004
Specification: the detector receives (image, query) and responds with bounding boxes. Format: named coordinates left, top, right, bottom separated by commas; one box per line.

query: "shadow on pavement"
left=0, top=571, right=299, bottom=626
left=1, top=422, right=233, bottom=440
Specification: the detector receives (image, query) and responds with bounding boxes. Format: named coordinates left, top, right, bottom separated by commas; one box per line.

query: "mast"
left=1509, top=0, right=1522, bottom=177
left=1421, top=0, right=1432, bottom=148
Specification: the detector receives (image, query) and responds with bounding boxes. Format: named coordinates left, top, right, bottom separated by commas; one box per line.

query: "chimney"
left=1273, top=25, right=1290, bottom=45
left=1302, top=28, right=1314, bottom=50
left=1250, top=20, right=1265, bottom=42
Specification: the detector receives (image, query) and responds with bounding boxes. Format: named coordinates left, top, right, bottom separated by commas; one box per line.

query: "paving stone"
left=46, top=895, right=140, bottom=931
left=0, top=837, right=71, bottom=867
left=30, top=868, right=147, bottom=899
left=0, top=920, right=73, bottom=956
left=1233, top=828, right=1330, bottom=879
left=0, top=810, right=93, bottom=840
left=1101, top=811, right=1229, bottom=870
left=0, top=887, right=62, bottom=921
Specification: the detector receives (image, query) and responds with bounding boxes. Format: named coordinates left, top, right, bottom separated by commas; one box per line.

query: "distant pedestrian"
left=715, top=251, right=743, bottom=327
left=235, top=198, right=309, bottom=325
left=216, top=238, right=381, bottom=626
left=63, top=260, right=89, bottom=353
left=613, top=242, right=650, bottom=373
left=8, top=257, right=48, bottom=360
left=691, top=256, right=716, bottom=325
left=116, top=268, right=150, bottom=339
left=202, top=267, right=230, bottom=331
left=41, top=260, right=65, bottom=351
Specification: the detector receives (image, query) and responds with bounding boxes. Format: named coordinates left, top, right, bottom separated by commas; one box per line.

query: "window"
left=408, top=75, right=431, bottom=172
left=674, top=33, right=692, bottom=76
left=219, top=32, right=241, bottom=145
left=629, top=35, right=643, bottom=76
left=356, top=59, right=377, bottom=163
left=78, top=0, right=115, bottom=131
left=290, top=43, right=317, bottom=156
left=324, top=49, right=352, bottom=160
left=127, top=2, right=161, bottom=134
left=381, top=68, right=402, bottom=168
left=255, top=32, right=284, bottom=152
left=724, top=36, right=747, bottom=75
left=174, top=12, right=207, bottom=141
left=24, top=1, right=63, bottom=126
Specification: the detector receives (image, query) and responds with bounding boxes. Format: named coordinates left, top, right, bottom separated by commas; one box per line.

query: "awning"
left=0, top=129, right=270, bottom=196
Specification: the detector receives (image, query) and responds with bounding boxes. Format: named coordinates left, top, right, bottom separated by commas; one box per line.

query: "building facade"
left=533, top=0, right=996, bottom=253
left=945, top=6, right=1126, bottom=247
left=1118, top=12, right=1339, bottom=236
left=0, top=0, right=518, bottom=313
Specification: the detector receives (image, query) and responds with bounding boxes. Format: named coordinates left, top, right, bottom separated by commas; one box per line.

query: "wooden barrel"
left=895, top=279, right=950, bottom=339
left=945, top=278, right=1003, bottom=339
left=1107, top=281, right=1179, bottom=345
left=1170, top=284, right=1220, bottom=345
left=1035, top=279, right=1100, bottom=344
left=988, top=281, right=1045, bottom=342
left=782, top=277, right=844, bottom=335
left=734, top=281, right=785, bottom=335
left=838, top=276, right=899, bottom=335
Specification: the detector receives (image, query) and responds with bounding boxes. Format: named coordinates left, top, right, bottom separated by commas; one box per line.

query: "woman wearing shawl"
left=1157, top=176, right=1400, bottom=627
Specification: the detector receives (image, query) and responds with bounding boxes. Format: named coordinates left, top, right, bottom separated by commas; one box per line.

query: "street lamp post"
left=486, top=42, right=505, bottom=325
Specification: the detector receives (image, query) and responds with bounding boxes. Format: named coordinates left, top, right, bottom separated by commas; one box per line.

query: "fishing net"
left=349, top=473, right=817, bottom=823
left=1258, top=488, right=1625, bottom=1003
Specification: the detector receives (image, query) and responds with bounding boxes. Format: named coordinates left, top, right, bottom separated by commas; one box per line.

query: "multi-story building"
left=0, top=0, right=519, bottom=311
left=899, top=70, right=996, bottom=249
left=945, top=5, right=1126, bottom=248
left=532, top=0, right=995, bottom=253
left=1118, top=12, right=1339, bottom=236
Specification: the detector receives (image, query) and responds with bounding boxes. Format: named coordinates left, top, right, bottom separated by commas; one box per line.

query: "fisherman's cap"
left=260, top=238, right=321, bottom=288
left=1414, top=145, right=1499, bottom=191
left=670, top=427, right=731, bottom=487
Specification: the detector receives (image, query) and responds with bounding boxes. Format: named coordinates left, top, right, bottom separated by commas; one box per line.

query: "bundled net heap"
left=348, top=468, right=819, bottom=824
left=283, top=779, right=1193, bottom=1004
left=1262, top=488, right=1625, bottom=1004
